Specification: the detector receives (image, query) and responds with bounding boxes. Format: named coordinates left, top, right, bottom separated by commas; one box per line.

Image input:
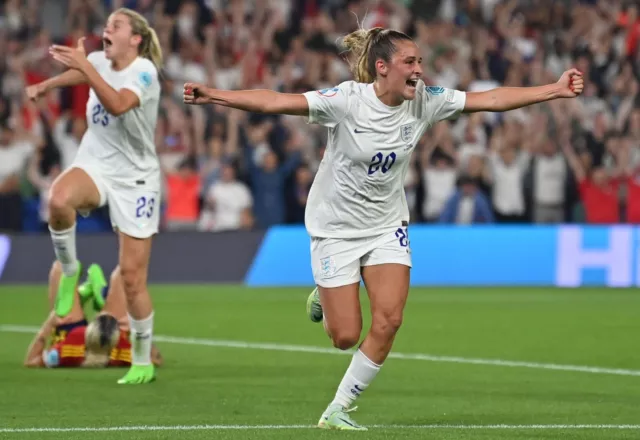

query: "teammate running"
left=183, top=27, right=584, bottom=429
left=24, top=262, right=163, bottom=369
left=26, top=8, right=163, bottom=384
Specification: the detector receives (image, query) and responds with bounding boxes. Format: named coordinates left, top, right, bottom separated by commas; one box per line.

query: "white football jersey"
left=75, top=51, right=161, bottom=186
left=303, top=80, right=466, bottom=238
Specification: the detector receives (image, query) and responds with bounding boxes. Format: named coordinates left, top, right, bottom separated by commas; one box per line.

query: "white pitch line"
left=1, top=424, right=640, bottom=433
left=2, top=324, right=640, bottom=377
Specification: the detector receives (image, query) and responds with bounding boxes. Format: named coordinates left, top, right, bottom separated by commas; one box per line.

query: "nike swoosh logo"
left=338, top=416, right=357, bottom=428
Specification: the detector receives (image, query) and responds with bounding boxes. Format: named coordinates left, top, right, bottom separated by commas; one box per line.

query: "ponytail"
left=140, top=26, right=163, bottom=69
left=342, top=27, right=412, bottom=83
left=115, top=8, right=163, bottom=69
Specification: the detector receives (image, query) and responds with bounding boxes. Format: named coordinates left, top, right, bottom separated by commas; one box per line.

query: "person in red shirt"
left=24, top=261, right=163, bottom=368
left=164, top=157, right=201, bottom=230
left=626, top=171, right=640, bottom=223
left=615, top=139, right=640, bottom=223
left=562, top=140, right=620, bottom=224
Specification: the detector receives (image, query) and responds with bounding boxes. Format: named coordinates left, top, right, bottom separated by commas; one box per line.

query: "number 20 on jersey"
left=368, top=152, right=396, bottom=175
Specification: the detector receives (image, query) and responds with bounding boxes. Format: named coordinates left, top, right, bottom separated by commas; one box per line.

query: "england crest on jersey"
left=426, top=86, right=445, bottom=95
left=316, top=87, right=339, bottom=97
left=400, top=124, right=414, bottom=142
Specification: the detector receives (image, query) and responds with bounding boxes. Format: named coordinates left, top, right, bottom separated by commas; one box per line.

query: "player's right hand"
left=183, top=83, right=210, bottom=105
left=25, top=83, right=45, bottom=102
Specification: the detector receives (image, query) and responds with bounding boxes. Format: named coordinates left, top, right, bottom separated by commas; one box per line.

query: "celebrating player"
left=25, top=8, right=163, bottom=384
left=24, top=262, right=163, bottom=369
left=183, top=27, right=584, bottom=430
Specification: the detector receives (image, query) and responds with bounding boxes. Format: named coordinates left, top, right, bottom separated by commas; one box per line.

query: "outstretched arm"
left=26, top=69, right=86, bottom=103
left=183, top=83, right=309, bottom=116
left=463, top=69, right=584, bottom=113
left=24, top=312, right=57, bottom=367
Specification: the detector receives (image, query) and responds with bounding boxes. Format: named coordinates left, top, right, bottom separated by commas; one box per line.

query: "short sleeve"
left=302, top=83, right=351, bottom=128
left=422, top=85, right=466, bottom=123
left=121, top=59, right=158, bottom=104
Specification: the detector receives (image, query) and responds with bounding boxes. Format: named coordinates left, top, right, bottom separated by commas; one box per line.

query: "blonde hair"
left=115, top=8, right=163, bottom=69
left=82, top=352, right=110, bottom=368
left=342, top=27, right=412, bottom=83
left=82, top=314, right=120, bottom=368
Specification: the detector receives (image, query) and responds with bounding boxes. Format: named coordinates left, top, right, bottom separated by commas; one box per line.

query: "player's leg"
left=102, top=180, right=159, bottom=384
left=359, top=263, right=409, bottom=364
left=101, top=265, right=129, bottom=329
left=359, top=227, right=411, bottom=364
left=307, top=237, right=364, bottom=347
left=78, top=263, right=109, bottom=311
left=317, top=230, right=411, bottom=430
left=105, top=264, right=163, bottom=366
left=316, top=283, right=370, bottom=431
left=79, top=264, right=126, bottom=323
left=319, top=283, right=362, bottom=349
left=47, top=261, right=86, bottom=324
left=318, top=264, right=409, bottom=431
left=48, top=167, right=104, bottom=317
left=116, top=232, right=156, bottom=384
left=307, top=237, right=370, bottom=430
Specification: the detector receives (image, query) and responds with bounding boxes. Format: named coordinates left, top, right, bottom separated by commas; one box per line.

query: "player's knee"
left=331, top=329, right=361, bottom=351
left=371, top=312, right=403, bottom=338
left=48, top=185, right=73, bottom=217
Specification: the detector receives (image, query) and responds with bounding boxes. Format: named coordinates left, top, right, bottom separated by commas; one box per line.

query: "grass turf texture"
left=0, top=286, right=638, bottom=439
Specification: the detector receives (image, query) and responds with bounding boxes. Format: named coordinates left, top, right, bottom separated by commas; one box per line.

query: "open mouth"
left=103, top=37, right=113, bottom=49
left=406, top=79, right=418, bottom=88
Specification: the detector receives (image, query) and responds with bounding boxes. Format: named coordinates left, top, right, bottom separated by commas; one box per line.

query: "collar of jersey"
left=366, top=83, right=407, bottom=112
left=108, top=56, right=141, bottom=75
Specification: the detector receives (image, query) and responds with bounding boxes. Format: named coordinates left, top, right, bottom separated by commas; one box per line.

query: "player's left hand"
left=556, top=69, right=584, bottom=98
left=49, top=37, right=87, bottom=71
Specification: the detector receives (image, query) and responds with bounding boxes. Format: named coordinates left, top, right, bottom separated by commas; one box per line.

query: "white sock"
left=49, top=224, right=78, bottom=276
left=129, top=312, right=154, bottom=365
left=331, top=349, right=381, bottom=409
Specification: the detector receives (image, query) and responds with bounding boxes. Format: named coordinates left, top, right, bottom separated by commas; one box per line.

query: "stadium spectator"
left=26, top=145, right=61, bottom=226
left=420, top=127, right=458, bottom=223
left=52, top=113, right=84, bottom=171
left=244, top=117, right=301, bottom=228
left=486, top=120, right=530, bottom=223
left=524, top=137, right=573, bottom=224
left=463, top=154, right=491, bottom=197
left=198, top=161, right=253, bottom=232
left=0, top=122, right=36, bottom=231
left=562, top=137, right=621, bottom=224
left=439, top=175, right=495, bottom=224
left=164, top=156, right=201, bottom=231
left=1, top=0, right=639, bottom=230
left=288, top=164, right=313, bottom=224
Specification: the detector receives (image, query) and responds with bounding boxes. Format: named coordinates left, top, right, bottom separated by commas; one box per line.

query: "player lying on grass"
left=24, top=261, right=163, bottom=369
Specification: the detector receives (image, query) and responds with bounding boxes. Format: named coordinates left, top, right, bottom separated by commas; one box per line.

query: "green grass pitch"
left=0, top=285, right=639, bottom=439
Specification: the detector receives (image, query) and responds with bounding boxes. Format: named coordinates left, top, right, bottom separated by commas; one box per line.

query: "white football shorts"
left=310, top=226, right=412, bottom=288
left=70, top=162, right=160, bottom=239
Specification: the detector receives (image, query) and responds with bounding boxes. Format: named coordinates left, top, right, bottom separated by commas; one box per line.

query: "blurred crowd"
left=0, top=0, right=639, bottom=233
